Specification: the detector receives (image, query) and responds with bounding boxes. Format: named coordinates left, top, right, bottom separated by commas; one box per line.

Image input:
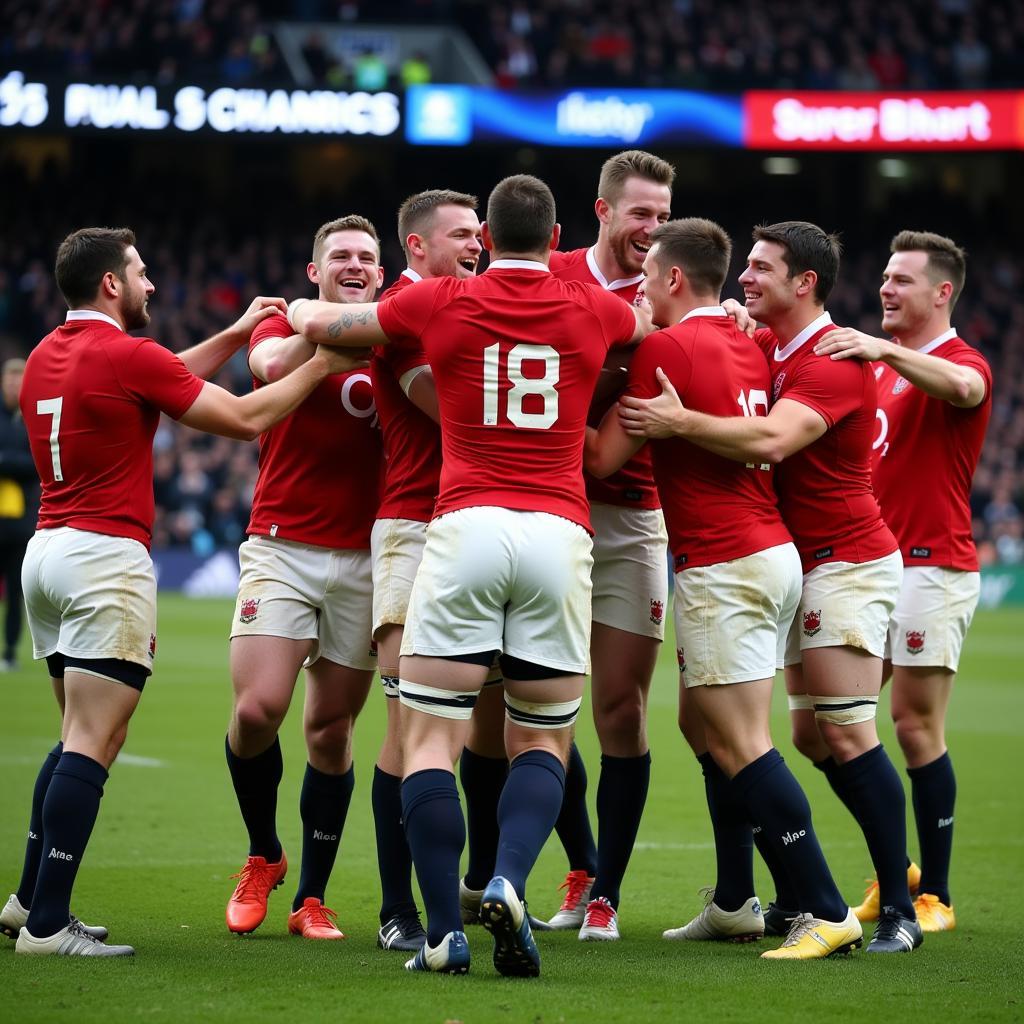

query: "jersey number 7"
left=36, top=396, right=64, bottom=481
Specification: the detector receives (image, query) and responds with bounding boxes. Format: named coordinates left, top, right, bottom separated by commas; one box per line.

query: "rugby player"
left=813, top=230, right=991, bottom=932
left=4, top=227, right=361, bottom=956
left=222, top=216, right=383, bottom=941
left=621, top=221, right=922, bottom=956
left=545, top=149, right=674, bottom=940
left=288, top=174, right=651, bottom=976
left=587, top=218, right=858, bottom=958
left=369, top=190, right=486, bottom=952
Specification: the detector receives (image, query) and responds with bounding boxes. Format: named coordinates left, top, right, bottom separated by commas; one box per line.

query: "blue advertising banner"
left=406, top=85, right=743, bottom=147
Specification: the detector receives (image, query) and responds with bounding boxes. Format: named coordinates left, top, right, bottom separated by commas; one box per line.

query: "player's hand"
left=722, top=298, right=756, bottom=338
left=234, top=296, right=289, bottom=338
left=314, top=344, right=371, bottom=375
left=633, top=282, right=653, bottom=317
left=814, top=328, right=891, bottom=362
left=618, top=367, right=686, bottom=438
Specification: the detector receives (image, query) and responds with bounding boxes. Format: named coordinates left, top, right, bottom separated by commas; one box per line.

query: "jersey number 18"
left=482, top=343, right=559, bottom=429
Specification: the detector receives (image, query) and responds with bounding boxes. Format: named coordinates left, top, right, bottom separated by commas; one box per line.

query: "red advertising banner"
left=744, top=91, right=1024, bottom=150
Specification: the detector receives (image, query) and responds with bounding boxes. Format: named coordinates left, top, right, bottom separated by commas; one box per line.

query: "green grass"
left=2, top=597, right=1023, bottom=1023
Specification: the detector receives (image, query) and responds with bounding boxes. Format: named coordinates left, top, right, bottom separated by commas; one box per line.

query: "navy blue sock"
left=695, top=753, right=754, bottom=913
left=25, top=752, right=107, bottom=937
left=293, top=763, right=354, bottom=910
left=751, top=823, right=800, bottom=912
left=225, top=735, right=283, bottom=862
left=591, top=752, right=651, bottom=909
left=734, top=749, right=846, bottom=921
left=495, top=750, right=566, bottom=899
left=15, top=741, right=63, bottom=908
left=814, top=755, right=861, bottom=821
left=908, top=752, right=956, bottom=906
left=553, top=742, right=598, bottom=876
left=839, top=744, right=915, bottom=918
left=402, top=769, right=465, bottom=946
left=460, top=747, right=508, bottom=890
left=372, top=766, right=417, bottom=923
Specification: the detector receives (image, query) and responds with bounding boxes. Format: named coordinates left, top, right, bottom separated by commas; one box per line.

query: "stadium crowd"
left=2, top=0, right=1023, bottom=90
left=0, top=154, right=1019, bottom=563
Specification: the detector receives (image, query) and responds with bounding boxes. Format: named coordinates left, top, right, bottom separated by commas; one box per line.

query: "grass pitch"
left=1, top=596, right=1022, bottom=1023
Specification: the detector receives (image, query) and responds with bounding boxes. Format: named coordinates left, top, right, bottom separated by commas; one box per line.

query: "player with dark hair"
left=288, top=173, right=651, bottom=976
left=543, top=148, right=675, bottom=941
left=814, top=230, right=990, bottom=933
left=587, top=216, right=856, bottom=955
left=2, top=227, right=361, bottom=956
left=621, top=220, right=921, bottom=957
left=370, top=189, right=486, bottom=952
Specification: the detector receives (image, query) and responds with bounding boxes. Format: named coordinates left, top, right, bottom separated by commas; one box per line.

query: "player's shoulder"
left=939, top=333, right=990, bottom=368
left=548, top=247, right=589, bottom=275
left=381, top=272, right=419, bottom=300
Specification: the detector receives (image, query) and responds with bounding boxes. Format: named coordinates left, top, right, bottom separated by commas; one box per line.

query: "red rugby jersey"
left=626, top=309, right=792, bottom=570
left=247, top=312, right=381, bottom=549
left=756, top=312, right=897, bottom=571
left=371, top=270, right=441, bottom=522
left=376, top=261, right=637, bottom=532
left=21, top=311, right=204, bottom=549
left=549, top=246, right=659, bottom=510
left=872, top=331, right=991, bottom=571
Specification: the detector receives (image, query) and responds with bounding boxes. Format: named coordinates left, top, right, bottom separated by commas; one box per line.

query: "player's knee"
left=305, top=714, right=355, bottom=762
left=893, top=708, right=941, bottom=761
left=788, top=699, right=827, bottom=761
left=233, top=693, right=288, bottom=738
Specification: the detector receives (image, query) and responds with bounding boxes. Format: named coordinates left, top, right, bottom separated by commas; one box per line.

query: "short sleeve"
left=784, top=354, right=865, bottom=427
left=625, top=330, right=692, bottom=401
left=591, top=288, right=638, bottom=349
left=117, top=340, right=204, bottom=420
left=946, top=344, right=992, bottom=401
left=377, top=278, right=450, bottom=345
left=249, top=312, right=292, bottom=355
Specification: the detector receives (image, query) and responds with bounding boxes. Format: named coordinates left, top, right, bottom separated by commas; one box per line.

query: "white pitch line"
left=115, top=753, right=167, bottom=768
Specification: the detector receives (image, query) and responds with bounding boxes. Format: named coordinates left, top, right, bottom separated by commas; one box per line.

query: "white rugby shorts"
left=886, top=565, right=980, bottom=671
left=590, top=502, right=668, bottom=640
left=22, top=527, right=157, bottom=668
left=230, top=535, right=375, bottom=671
left=401, top=506, right=593, bottom=674
left=676, top=542, right=802, bottom=687
left=370, top=517, right=428, bottom=638
left=783, top=549, right=903, bottom=666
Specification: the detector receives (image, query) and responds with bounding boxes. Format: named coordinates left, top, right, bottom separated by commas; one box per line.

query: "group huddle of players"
left=1, top=150, right=990, bottom=975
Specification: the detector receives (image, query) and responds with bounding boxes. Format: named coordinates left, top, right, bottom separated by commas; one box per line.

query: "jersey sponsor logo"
left=650, top=599, right=664, bottom=625
left=676, top=646, right=686, bottom=671
left=905, top=629, right=926, bottom=654
left=238, top=597, right=261, bottom=624
left=803, top=609, right=822, bottom=636
left=674, top=553, right=688, bottom=569
left=910, top=546, right=931, bottom=558
left=48, top=847, right=73, bottom=861
left=813, top=546, right=833, bottom=560
left=773, top=371, right=786, bottom=399
left=623, top=488, right=644, bottom=502
left=873, top=365, right=885, bottom=380
left=892, top=376, right=910, bottom=394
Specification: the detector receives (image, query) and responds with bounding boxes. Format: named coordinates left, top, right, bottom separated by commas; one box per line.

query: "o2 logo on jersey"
left=905, top=629, right=926, bottom=655
left=873, top=409, right=890, bottom=458
left=340, top=372, right=378, bottom=428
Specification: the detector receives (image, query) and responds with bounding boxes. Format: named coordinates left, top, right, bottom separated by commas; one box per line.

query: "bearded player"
left=221, top=216, right=382, bottom=942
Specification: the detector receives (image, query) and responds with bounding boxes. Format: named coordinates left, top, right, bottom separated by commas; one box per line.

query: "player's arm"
left=813, top=329, right=986, bottom=408
left=178, top=296, right=289, bottom=379
left=400, top=365, right=440, bottom=423
left=178, top=346, right=367, bottom=441
left=248, top=332, right=316, bottom=384
left=287, top=298, right=388, bottom=348
left=584, top=404, right=645, bottom=479
left=619, top=367, right=826, bottom=464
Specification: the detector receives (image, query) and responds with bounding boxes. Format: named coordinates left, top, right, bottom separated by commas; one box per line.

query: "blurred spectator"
left=400, top=51, right=432, bottom=87
left=352, top=47, right=389, bottom=91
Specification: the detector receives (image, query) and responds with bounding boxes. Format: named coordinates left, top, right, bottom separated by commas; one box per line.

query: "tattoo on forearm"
left=327, top=309, right=375, bottom=338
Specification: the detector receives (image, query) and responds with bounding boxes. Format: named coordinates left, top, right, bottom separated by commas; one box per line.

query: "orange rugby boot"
left=288, top=898, right=346, bottom=940
left=226, top=851, right=288, bottom=934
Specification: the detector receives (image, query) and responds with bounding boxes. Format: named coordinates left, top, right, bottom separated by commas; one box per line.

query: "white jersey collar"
left=774, top=311, right=833, bottom=362
left=586, top=245, right=644, bottom=291
left=488, top=259, right=549, bottom=272
left=680, top=305, right=727, bottom=322
left=66, top=309, right=123, bottom=331
left=401, top=267, right=423, bottom=283
left=917, top=327, right=958, bottom=355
